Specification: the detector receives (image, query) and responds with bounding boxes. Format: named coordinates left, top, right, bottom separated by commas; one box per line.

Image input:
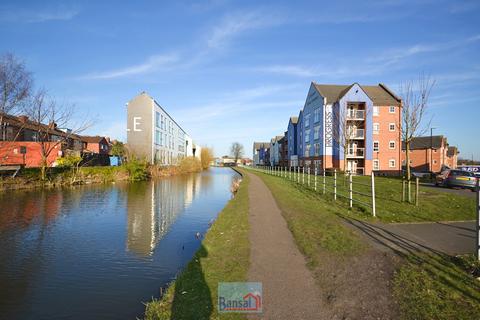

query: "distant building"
left=252, top=142, right=269, bottom=166
left=269, top=135, right=284, bottom=166
left=401, top=135, right=459, bottom=172
left=279, top=134, right=288, bottom=167
left=126, top=92, right=198, bottom=165
left=287, top=116, right=298, bottom=167
left=81, top=136, right=110, bottom=155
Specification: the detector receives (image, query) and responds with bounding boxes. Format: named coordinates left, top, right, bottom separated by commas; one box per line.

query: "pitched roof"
left=447, top=146, right=459, bottom=156
left=289, top=116, right=298, bottom=124
left=253, top=142, right=269, bottom=150
left=81, top=135, right=106, bottom=143
left=402, top=135, right=446, bottom=150
left=312, top=82, right=401, bottom=106
left=0, top=112, right=83, bottom=140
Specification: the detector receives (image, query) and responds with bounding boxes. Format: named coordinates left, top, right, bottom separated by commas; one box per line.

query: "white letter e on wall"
left=133, top=117, right=142, bottom=132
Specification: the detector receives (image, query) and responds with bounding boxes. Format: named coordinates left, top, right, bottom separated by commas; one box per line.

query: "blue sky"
left=1, top=0, right=479, bottom=159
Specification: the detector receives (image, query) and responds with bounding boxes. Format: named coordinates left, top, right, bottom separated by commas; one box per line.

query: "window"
left=304, top=113, right=311, bottom=127
left=389, top=141, right=396, bottom=149
left=314, top=108, right=320, bottom=123
left=389, top=106, right=395, bottom=113
left=155, top=111, right=160, bottom=128
left=314, top=143, right=320, bottom=156
left=305, top=144, right=311, bottom=157
left=433, top=160, right=437, bottom=164
left=373, top=123, right=380, bottom=134
left=373, top=141, right=379, bottom=152
left=389, top=123, right=395, bottom=131
left=373, top=106, right=379, bottom=116
left=373, top=159, right=380, bottom=171
left=305, top=129, right=310, bottom=143
left=314, top=125, right=320, bottom=140
left=389, top=159, right=396, bottom=168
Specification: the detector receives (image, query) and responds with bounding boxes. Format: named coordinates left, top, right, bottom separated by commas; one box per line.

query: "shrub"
left=178, top=157, right=202, bottom=173
left=122, top=159, right=149, bottom=181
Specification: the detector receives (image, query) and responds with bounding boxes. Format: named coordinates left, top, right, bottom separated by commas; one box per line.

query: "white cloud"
left=79, top=54, right=180, bottom=80
left=207, top=10, right=284, bottom=49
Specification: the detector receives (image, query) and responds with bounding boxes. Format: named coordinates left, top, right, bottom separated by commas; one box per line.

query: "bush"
left=178, top=157, right=202, bottom=173
left=122, top=159, right=149, bottom=181
left=200, top=147, right=213, bottom=169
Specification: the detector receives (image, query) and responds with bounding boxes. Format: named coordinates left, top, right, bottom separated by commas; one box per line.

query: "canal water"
left=0, top=167, right=240, bottom=319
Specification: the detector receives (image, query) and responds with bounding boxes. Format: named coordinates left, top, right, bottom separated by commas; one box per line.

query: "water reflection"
left=0, top=167, right=237, bottom=320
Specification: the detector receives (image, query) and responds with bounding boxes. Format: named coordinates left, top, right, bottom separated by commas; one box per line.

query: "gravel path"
left=246, top=172, right=325, bottom=319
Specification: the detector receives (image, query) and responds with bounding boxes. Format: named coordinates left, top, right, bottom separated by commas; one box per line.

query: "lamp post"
left=430, top=127, right=436, bottom=173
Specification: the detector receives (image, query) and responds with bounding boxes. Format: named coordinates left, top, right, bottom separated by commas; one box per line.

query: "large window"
left=314, top=125, right=320, bottom=140
left=314, top=143, right=320, bottom=156
left=155, top=111, right=160, bottom=128
left=305, top=129, right=311, bottom=143
left=314, top=108, right=320, bottom=123
left=305, top=144, right=311, bottom=157
left=304, top=113, right=311, bottom=127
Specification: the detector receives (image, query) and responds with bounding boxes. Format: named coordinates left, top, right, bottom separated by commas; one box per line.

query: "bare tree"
left=0, top=53, right=33, bottom=164
left=0, top=53, right=32, bottom=114
left=22, top=90, right=91, bottom=180
left=230, top=142, right=244, bottom=164
left=398, top=75, right=434, bottom=201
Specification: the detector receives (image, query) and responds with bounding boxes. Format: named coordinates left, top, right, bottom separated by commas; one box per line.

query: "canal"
left=0, top=167, right=240, bottom=319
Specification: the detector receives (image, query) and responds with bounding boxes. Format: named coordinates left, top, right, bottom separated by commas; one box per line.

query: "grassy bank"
left=251, top=170, right=364, bottom=267
left=394, top=253, right=480, bottom=319
left=0, top=157, right=206, bottom=191
left=256, top=169, right=475, bottom=223
left=144, top=171, right=250, bottom=320
left=251, top=169, right=480, bottom=319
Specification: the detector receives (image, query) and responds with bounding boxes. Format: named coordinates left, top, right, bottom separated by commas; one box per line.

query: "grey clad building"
left=127, top=92, right=195, bottom=165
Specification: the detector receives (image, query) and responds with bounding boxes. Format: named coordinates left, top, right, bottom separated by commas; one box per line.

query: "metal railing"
left=346, top=147, right=364, bottom=157
left=346, top=109, right=365, bottom=120
left=249, top=165, right=376, bottom=216
left=347, top=128, right=364, bottom=139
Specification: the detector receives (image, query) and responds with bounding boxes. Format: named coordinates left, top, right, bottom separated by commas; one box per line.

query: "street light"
left=430, top=127, right=437, bottom=173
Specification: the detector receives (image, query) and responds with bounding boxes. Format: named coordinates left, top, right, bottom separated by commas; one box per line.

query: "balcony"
left=346, top=128, right=364, bottom=139
left=346, top=109, right=365, bottom=120
left=346, top=147, right=365, bottom=158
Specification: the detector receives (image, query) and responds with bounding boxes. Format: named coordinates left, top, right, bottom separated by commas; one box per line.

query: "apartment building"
left=252, top=142, right=269, bottom=166
left=401, top=135, right=459, bottom=173
left=287, top=116, right=298, bottom=167
left=298, top=82, right=402, bottom=175
left=127, top=92, right=196, bottom=165
left=269, top=135, right=284, bottom=166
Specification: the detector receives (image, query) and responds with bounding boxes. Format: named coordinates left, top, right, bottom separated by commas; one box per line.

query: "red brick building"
left=81, top=136, right=110, bottom=155
left=0, top=113, right=85, bottom=167
left=401, top=135, right=459, bottom=173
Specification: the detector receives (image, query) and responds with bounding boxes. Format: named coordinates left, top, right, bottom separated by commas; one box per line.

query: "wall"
left=127, top=93, right=153, bottom=161
left=0, top=141, right=61, bottom=167
left=373, top=105, right=401, bottom=173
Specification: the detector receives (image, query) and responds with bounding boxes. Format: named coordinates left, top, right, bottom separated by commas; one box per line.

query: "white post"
left=302, top=167, right=305, bottom=184
left=349, top=173, right=353, bottom=208
left=476, top=178, right=480, bottom=261
left=308, top=167, right=311, bottom=187
left=323, top=169, right=326, bottom=195
left=334, top=169, right=337, bottom=201
left=289, top=166, right=292, bottom=180
left=371, top=171, right=376, bottom=217
left=314, top=167, right=318, bottom=191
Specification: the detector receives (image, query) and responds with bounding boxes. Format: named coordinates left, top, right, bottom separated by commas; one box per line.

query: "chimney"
left=18, top=115, right=28, bottom=123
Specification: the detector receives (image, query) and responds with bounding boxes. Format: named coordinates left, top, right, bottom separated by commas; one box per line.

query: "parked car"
left=435, top=169, right=478, bottom=191
left=412, top=171, right=433, bottom=178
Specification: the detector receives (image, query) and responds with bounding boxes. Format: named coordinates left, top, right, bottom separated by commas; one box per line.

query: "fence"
left=250, top=165, right=376, bottom=216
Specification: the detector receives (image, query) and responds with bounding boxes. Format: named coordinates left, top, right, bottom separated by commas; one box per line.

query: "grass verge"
left=257, top=170, right=475, bottom=223
left=143, top=171, right=249, bottom=320
left=251, top=170, right=364, bottom=268
left=394, top=253, right=480, bottom=319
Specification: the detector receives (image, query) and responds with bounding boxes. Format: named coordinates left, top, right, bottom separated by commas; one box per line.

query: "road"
left=344, top=219, right=476, bottom=255
left=421, top=182, right=476, bottom=199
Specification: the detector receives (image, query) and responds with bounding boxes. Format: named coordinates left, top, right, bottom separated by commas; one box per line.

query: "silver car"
left=435, top=169, right=478, bottom=191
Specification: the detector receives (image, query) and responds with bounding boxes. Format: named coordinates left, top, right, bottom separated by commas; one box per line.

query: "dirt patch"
left=313, top=249, right=401, bottom=319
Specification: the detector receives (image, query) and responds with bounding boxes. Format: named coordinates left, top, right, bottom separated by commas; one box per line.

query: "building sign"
left=459, top=165, right=480, bottom=175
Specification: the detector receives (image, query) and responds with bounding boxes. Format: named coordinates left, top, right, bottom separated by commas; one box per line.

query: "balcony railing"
left=346, top=109, right=365, bottom=120
left=346, top=167, right=365, bottom=175
left=347, top=128, right=364, bottom=139
left=346, top=147, right=365, bottom=158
